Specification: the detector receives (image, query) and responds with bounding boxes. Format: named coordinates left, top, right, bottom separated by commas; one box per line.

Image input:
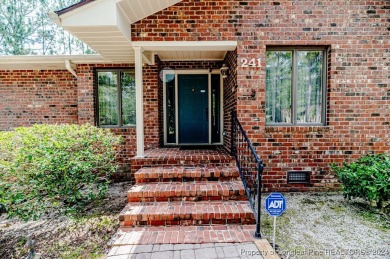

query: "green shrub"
left=332, top=153, right=390, bottom=209
left=0, top=124, right=121, bottom=220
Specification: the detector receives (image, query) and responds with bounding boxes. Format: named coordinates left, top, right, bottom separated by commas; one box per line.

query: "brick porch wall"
left=0, top=70, right=78, bottom=130
left=132, top=0, right=390, bottom=191
left=0, top=64, right=161, bottom=180
left=223, top=49, right=238, bottom=149
left=76, top=63, right=160, bottom=179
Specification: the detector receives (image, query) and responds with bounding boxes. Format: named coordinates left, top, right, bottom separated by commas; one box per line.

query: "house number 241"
left=241, top=58, right=261, bottom=68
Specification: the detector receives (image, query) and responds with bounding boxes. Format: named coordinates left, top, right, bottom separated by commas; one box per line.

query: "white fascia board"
left=116, top=5, right=132, bottom=41
left=160, top=58, right=225, bottom=61
left=131, top=41, right=238, bottom=52
left=59, top=0, right=105, bottom=20
left=61, top=0, right=117, bottom=27
left=0, top=55, right=107, bottom=64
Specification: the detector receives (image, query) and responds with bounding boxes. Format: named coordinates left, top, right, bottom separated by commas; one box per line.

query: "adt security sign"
left=265, top=192, right=287, bottom=249
left=265, top=192, right=287, bottom=217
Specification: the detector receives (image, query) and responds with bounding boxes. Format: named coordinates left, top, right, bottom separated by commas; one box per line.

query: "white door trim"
left=163, top=69, right=224, bottom=146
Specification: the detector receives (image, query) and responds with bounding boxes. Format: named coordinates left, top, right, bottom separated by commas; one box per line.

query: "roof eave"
left=55, top=0, right=96, bottom=16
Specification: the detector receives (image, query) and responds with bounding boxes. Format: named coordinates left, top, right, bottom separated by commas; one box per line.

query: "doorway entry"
left=163, top=70, right=223, bottom=145
left=178, top=75, right=209, bottom=144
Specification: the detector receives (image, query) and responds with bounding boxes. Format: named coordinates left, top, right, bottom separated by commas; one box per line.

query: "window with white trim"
left=266, top=47, right=327, bottom=125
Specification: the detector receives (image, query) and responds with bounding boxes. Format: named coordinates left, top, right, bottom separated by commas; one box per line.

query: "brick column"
left=76, top=64, right=95, bottom=125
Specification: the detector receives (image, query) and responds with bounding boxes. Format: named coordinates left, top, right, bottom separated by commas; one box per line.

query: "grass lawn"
left=0, top=182, right=129, bottom=259
left=260, top=192, right=389, bottom=259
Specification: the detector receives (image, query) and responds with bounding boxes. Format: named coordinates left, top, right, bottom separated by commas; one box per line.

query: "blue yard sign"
left=265, top=192, right=287, bottom=249
left=265, top=192, right=287, bottom=216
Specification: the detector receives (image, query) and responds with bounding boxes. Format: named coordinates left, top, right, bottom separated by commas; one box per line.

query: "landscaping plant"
left=0, top=124, right=121, bottom=221
left=332, top=153, right=390, bottom=209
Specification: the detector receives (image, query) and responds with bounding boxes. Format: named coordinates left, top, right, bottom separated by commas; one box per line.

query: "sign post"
left=265, top=192, right=287, bottom=249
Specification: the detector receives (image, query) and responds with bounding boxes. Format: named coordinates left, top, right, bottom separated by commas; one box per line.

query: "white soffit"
left=0, top=55, right=109, bottom=70
left=132, top=41, right=238, bottom=61
left=51, top=0, right=183, bottom=63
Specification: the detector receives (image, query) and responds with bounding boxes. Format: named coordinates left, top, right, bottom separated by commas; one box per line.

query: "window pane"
left=266, top=51, right=292, bottom=123
left=166, top=73, right=176, bottom=143
left=121, top=72, right=136, bottom=126
left=98, top=71, right=118, bottom=126
left=211, top=74, right=220, bottom=143
left=297, top=51, right=323, bottom=124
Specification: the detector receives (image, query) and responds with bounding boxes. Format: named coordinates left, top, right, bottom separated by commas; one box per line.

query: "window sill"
left=265, top=125, right=330, bottom=133
left=99, top=126, right=136, bottom=129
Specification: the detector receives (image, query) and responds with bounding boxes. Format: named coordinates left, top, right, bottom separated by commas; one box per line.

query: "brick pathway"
left=107, top=243, right=263, bottom=259
left=113, top=225, right=256, bottom=245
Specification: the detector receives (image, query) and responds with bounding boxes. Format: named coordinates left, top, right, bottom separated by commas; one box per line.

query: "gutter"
left=54, top=0, right=95, bottom=16
left=65, top=60, right=77, bottom=78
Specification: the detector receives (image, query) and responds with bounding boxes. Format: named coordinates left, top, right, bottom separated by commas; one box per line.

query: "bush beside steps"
left=0, top=124, right=121, bottom=221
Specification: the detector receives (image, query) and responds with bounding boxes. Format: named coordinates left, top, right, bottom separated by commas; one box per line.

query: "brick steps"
left=119, top=201, right=255, bottom=227
left=133, top=157, right=235, bottom=167
left=130, top=148, right=236, bottom=175
left=113, top=225, right=256, bottom=245
left=127, top=181, right=247, bottom=202
left=115, top=148, right=255, bottom=245
left=135, top=165, right=240, bottom=183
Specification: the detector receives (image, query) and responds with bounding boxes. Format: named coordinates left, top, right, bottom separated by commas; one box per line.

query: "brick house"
left=0, top=0, right=388, bottom=194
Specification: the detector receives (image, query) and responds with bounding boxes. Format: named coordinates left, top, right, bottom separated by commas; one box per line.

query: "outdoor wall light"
left=220, top=63, right=229, bottom=79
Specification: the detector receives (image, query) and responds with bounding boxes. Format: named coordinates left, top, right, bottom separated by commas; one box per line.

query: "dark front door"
left=178, top=74, right=209, bottom=144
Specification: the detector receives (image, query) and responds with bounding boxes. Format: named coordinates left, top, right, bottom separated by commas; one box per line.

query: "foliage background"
left=0, top=0, right=94, bottom=55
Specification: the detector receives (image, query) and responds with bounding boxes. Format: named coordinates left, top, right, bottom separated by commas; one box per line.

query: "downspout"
left=65, top=60, right=77, bottom=78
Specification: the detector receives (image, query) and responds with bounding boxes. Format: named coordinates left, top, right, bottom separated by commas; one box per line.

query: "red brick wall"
left=73, top=64, right=137, bottom=177
left=223, top=49, right=238, bottom=148
left=76, top=63, right=160, bottom=180
left=0, top=64, right=161, bottom=180
left=0, top=0, right=388, bottom=189
left=0, top=70, right=78, bottom=130
left=237, top=0, right=389, bottom=191
left=132, top=0, right=238, bottom=41
left=132, top=0, right=390, bottom=191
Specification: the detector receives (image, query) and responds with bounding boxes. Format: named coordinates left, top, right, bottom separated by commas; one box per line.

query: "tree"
left=0, top=0, right=38, bottom=55
left=0, top=0, right=94, bottom=55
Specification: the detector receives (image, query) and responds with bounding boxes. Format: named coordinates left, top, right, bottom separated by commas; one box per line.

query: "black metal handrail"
left=231, top=110, right=264, bottom=238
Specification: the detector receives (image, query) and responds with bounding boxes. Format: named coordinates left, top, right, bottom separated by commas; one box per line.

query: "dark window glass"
left=297, top=51, right=323, bottom=124
left=266, top=48, right=326, bottom=125
left=211, top=74, right=221, bottom=143
left=166, top=74, right=176, bottom=143
left=266, top=51, right=292, bottom=123
left=121, top=72, right=136, bottom=126
left=97, top=70, right=136, bottom=127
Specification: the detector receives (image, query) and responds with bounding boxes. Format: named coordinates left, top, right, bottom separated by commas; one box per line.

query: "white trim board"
left=163, top=69, right=224, bottom=146
left=132, top=41, right=237, bottom=52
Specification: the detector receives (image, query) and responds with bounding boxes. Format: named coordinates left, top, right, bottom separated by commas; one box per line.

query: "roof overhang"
left=132, top=41, right=238, bottom=63
left=0, top=41, right=238, bottom=70
left=1, top=1, right=239, bottom=70
left=0, top=55, right=110, bottom=70
left=50, top=0, right=183, bottom=63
